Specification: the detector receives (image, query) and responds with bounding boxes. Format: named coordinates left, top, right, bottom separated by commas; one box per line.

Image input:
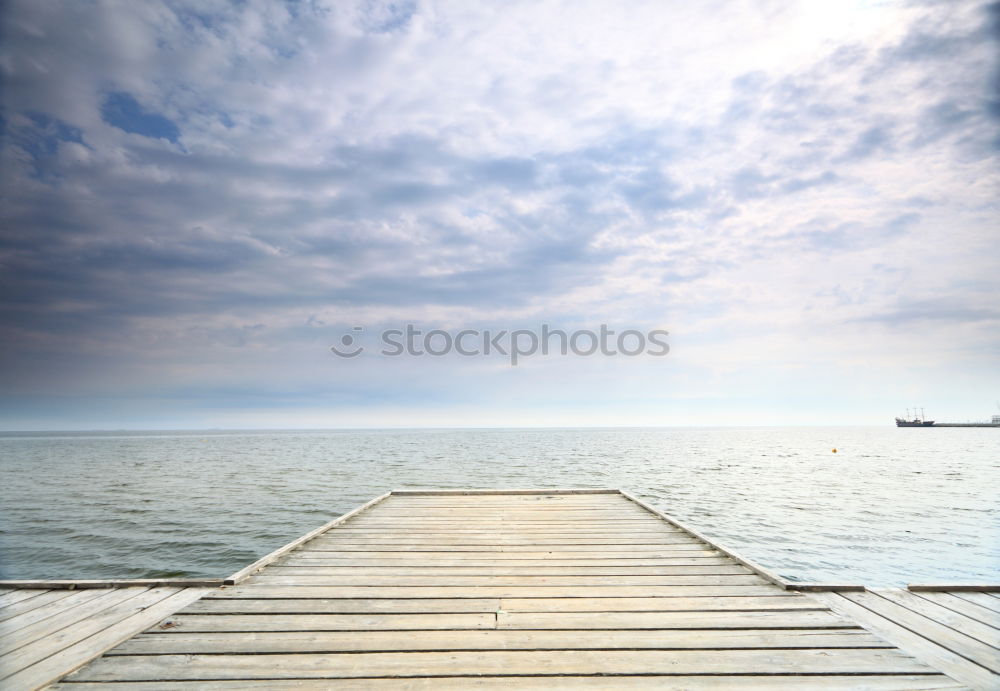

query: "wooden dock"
left=0, top=489, right=995, bottom=689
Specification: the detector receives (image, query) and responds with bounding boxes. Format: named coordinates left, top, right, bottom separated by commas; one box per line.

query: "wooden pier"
left=1, top=489, right=996, bottom=689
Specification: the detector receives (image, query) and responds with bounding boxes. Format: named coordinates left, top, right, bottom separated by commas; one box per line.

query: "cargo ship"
left=935, top=414, right=1000, bottom=427
left=895, top=406, right=1000, bottom=427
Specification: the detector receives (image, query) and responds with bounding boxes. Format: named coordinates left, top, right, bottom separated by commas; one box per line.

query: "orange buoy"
left=832, top=448, right=838, bottom=453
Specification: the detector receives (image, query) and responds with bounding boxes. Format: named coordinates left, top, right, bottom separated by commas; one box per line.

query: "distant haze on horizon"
left=1, top=1, right=998, bottom=430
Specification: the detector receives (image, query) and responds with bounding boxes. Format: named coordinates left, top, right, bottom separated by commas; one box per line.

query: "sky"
left=1, top=0, right=998, bottom=430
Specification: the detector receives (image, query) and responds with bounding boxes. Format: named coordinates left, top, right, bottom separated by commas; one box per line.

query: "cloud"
left=0, top=0, right=997, bottom=426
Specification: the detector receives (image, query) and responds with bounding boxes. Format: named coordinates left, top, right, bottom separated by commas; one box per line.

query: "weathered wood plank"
left=309, top=536, right=706, bottom=545
left=809, top=591, right=999, bottom=691
left=496, top=609, right=853, bottom=630
left=391, top=489, right=621, bottom=495
left=0, top=579, right=223, bottom=589
left=107, top=628, right=894, bottom=655
left=909, top=584, right=1000, bottom=593
left=0, top=590, right=45, bottom=608
left=912, top=591, right=1000, bottom=628
left=0, top=590, right=75, bottom=623
left=953, top=592, right=1000, bottom=614
left=184, top=598, right=502, bottom=614
left=1, top=587, right=208, bottom=691
left=183, top=595, right=818, bottom=615
left=0, top=589, right=111, bottom=638
left=208, top=584, right=791, bottom=599
left=343, top=519, right=662, bottom=526
left=0, top=588, right=164, bottom=676
left=0, top=588, right=142, bottom=660
left=329, top=528, right=690, bottom=535
left=278, top=556, right=729, bottom=567
left=245, top=574, right=766, bottom=587
left=302, top=545, right=709, bottom=554
left=356, top=506, right=643, bottom=520
left=153, top=612, right=497, bottom=632
left=843, top=590, right=1000, bottom=673
left=47, top=675, right=969, bottom=690
left=291, top=548, right=715, bottom=558
left=65, top=648, right=937, bottom=681
left=264, top=565, right=750, bottom=576
left=499, top=596, right=823, bottom=612
left=873, top=588, right=1000, bottom=647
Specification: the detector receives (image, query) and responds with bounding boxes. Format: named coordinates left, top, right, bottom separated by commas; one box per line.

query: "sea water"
left=1, top=427, right=997, bottom=585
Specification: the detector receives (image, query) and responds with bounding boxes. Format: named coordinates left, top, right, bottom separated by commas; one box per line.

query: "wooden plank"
left=913, top=591, right=1000, bottom=628
left=48, top=675, right=970, bottom=690
left=496, top=609, right=853, bottom=629
left=292, top=548, right=715, bottom=558
left=953, top=592, right=1000, bottom=614
left=343, top=519, right=662, bottom=526
left=0, top=590, right=45, bottom=608
left=264, top=565, right=750, bottom=576
left=308, top=537, right=705, bottom=545
left=0, top=589, right=141, bottom=657
left=809, top=591, right=999, bottom=691
left=382, top=503, right=638, bottom=510
left=499, top=596, right=824, bottom=612
left=909, top=584, right=1000, bottom=593
left=209, top=584, right=791, bottom=599
left=383, top=499, right=633, bottom=505
left=64, top=648, right=936, bottom=681
left=245, top=574, right=766, bottom=587
left=280, top=553, right=725, bottom=565
left=1, top=587, right=208, bottom=690
left=842, top=590, right=1000, bottom=673
left=0, top=588, right=166, bottom=677
left=184, top=595, right=817, bottom=615
left=226, top=491, right=392, bottom=585
left=107, top=628, right=894, bottom=655
left=154, top=612, right=497, bottom=632
left=374, top=510, right=654, bottom=516
left=0, top=579, right=223, bottom=589
left=308, top=539, right=707, bottom=547
left=873, top=588, right=1000, bottom=647
left=0, top=588, right=112, bottom=642
left=390, top=489, right=621, bottom=495
left=302, top=545, right=709, bottom=553
left=328, top=528, right=690, bottom=535
left=0, top=590, right=75, bottom=623
left=184, top=598, right=502, bottom=614
left=362, top=507, right=656, bottom=521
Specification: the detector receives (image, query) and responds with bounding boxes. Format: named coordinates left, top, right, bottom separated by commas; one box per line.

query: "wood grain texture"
left=36, top=490, right=979, bottom=689
left=49, top=676, right=969, bottom=690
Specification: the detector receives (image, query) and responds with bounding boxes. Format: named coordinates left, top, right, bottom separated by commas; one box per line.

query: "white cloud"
left=0, top=0, right=997, bottom=427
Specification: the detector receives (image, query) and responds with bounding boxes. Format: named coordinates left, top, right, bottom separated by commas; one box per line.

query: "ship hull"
left=933, top=423, right=1000, bottom=427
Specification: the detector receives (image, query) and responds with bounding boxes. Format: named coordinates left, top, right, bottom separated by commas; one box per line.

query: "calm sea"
left=1, top=427, right=997, bottom=586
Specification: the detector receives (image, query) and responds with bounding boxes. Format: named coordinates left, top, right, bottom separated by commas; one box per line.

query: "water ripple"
left=1, top=427, right=997, bottom=585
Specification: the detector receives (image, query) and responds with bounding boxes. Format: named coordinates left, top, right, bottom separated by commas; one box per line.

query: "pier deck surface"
left=811, top=587, right=999, bottom=690
left=9, top=488, right=976, bottom=689
left=0, top=586, right=208, bottom=690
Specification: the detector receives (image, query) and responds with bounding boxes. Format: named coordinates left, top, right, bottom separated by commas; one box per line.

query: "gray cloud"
left=0, top=0, right=997, bottom=424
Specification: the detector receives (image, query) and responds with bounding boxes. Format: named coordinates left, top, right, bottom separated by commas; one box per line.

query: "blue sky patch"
left=101, top=92, right=181, bottom=143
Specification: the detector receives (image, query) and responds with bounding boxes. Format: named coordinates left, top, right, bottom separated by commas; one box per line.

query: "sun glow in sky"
left=1, top=0, right=998, bottom=429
